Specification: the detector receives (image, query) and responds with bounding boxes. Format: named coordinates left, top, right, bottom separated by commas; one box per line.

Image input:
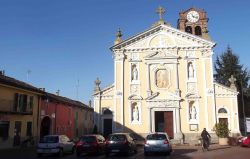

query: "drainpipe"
left=37, top=95, right=41, bottom=141
left=213, top=83, right=217, bottom=125
left=54, top=103, right=57, bottom=135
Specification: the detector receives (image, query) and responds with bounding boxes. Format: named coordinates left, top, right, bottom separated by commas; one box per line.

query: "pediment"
left=111, top=24, right=215, bottom=51
left=185, top=92, right=201, bottom=99
left=93, top=85, right=114, bottom=98
left=214, top=82, right=238, bottom=97
left=128, top=94, right=143, bottom=100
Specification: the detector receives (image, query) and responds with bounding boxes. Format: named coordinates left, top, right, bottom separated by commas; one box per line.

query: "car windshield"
left=40, top=136, right=59, bottom=143
left=108, top=134, right=126, bottom=141
left=80, top=136, right=96, bottom=143
left=146, top=134, right=167, bottom=140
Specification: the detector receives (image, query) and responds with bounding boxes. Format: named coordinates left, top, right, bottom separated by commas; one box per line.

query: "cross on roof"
left=156, top=6, right=165, bottom=20
left=95, top=77, right=101, bottom=86
left=229, top=75, right=236, bottom=84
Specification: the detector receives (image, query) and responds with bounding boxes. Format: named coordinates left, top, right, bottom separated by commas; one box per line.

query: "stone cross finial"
left=229, top=75, right=237, bottom=90
left=156, top=6, right=165, bottom=20
left=94, top=77, right=101, bottom=92
left=114, top=28, right=123, bottom=45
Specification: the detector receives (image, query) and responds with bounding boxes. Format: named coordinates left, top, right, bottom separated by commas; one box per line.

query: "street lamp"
left=241, top=80, right=247, bottom=136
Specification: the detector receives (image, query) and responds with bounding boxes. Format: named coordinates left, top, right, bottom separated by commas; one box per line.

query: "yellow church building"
left=93, top=7, right=240, bottom=144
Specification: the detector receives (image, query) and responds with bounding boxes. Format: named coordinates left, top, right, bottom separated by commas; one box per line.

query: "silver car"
left=144, top=132, right=172, bottom=156
left=37, top=135, right=75, bottom=157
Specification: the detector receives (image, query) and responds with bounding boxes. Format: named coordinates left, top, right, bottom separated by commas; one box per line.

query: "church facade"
left=93, top=7, right=240, bottom=143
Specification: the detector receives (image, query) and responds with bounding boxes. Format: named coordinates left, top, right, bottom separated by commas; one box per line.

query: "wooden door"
left=219, top=118, right=228, bottom=125
left=103, top=119, right=112, bottom=138
left=164, top=111, right=174, bottom=139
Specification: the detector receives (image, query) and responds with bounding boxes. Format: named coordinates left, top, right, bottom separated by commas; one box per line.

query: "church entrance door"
left=219, top=118, right=228, bottom=125
left=103, top=119, right=112, bottom=138
left=155, top=111, right=174, bottom=139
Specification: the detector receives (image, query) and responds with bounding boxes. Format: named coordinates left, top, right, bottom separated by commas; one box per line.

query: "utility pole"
left=26, top=70, right=31, bottom=82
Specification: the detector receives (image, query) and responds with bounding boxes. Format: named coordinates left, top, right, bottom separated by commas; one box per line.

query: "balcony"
left=0, top=99, right=33, bottom=115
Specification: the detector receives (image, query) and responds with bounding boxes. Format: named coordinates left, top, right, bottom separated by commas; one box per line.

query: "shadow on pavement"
left=172, top=148, right=197, bottom=156
left=206, top=146, right=231, bottom=152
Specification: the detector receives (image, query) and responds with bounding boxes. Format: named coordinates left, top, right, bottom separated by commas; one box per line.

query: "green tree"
left=214, top=46, right=249, bottom=90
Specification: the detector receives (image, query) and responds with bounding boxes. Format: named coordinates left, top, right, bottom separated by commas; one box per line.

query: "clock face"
left=187, top=11, right=199, bottom=23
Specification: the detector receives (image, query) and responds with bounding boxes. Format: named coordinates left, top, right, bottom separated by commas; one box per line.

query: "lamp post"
left=241, top=80, right=247, bottom=136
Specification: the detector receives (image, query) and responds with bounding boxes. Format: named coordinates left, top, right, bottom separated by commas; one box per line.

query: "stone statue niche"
left=189, top=101, right=197, bottom=121
left=188, top=62, right=194, bottom=79
left=131, top=102, right=139, bottom=122
left=131, top=64, right=138, bottom=81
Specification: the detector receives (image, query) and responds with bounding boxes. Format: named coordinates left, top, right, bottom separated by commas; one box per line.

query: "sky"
left=0, top=0, right=250, bottom=104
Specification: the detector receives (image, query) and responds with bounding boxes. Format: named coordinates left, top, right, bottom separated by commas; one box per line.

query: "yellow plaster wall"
left=0, top=84, right=40, bottom=139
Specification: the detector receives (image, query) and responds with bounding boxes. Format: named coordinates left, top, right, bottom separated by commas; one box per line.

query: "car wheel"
left=76, top=151, right=81, bottom=157
left=126, top=148, right=133, bottom=156
left=105, top=152, right=109, bottom=157
left=134, top=148, right=137, bottom=154
left=164, top=151, right=171, bottom=156
left=71, top=147, right=75, bottom=154
left=96, top=148, right=100, bottom=155
left=37, top=153, right=42, bottom=158
left=144, top=152, right=149, bottom=156
left=58, top=148, right=63, bottom=157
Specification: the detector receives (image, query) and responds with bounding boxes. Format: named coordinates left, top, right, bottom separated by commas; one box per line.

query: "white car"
left=37, top=135, right=75, bottom=157
left=144, top=132, right=172, bottom=156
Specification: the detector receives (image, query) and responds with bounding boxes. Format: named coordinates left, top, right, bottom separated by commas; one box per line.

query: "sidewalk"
left=0, top=146, right=35, bottom=154
left=172, top=144, right=232, bottom=154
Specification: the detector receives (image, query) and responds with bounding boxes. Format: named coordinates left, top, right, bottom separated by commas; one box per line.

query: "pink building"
left=40, top=93, right=93, bottom=139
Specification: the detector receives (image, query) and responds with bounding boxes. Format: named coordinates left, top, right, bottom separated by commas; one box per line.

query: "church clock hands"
left=187, top=11, right=199, bottom=23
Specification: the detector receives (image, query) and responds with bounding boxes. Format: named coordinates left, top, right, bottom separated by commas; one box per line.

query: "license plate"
left=83, top=144, right=90, bottom=147
left=43, top=149, right=51, bottom=153
left=111, top=149, right=120, bottom=152
left=153, top=147, right=160, bottom=151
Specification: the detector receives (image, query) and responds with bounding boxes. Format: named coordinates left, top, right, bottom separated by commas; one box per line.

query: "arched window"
left=103, top=108, right=112, bottom=115
left=185, top=26, right=192, bottom=34
left=218, top=108, right=227, bottom=114
left=195, top=26, right=202, bottom=36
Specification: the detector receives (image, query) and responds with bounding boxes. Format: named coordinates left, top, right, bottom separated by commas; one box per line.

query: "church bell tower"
left=177, top=8, right=210, bottom=40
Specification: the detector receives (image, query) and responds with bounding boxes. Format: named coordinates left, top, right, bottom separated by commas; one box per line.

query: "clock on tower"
left=177, top=8, right=210, bottom=40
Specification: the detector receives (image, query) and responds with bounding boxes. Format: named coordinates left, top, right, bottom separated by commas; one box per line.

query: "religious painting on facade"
left=156, top=69, right=169, bottom=88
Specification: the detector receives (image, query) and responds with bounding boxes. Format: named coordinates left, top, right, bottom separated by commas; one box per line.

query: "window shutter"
left=13, top=93, right=19, bottom=111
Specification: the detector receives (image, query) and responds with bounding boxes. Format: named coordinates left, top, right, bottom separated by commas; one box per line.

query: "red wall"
left=41, top=100, right=75, bottom=139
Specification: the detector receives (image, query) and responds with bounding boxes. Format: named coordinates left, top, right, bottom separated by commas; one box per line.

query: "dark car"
left=76, top=134, right=105, bottom=156
left=105, top=133, right=137, bottom=156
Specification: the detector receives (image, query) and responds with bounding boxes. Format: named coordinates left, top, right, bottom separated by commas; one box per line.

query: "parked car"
left=76, top=134, right=105, bottom=156
left=37, top=135, right=75, bottom=157
left=105, top=133, right=137, bottom=156
left=241, top=136, right=250, bottom=147
left=237, top=136, right=245, bottom=145
left=144, top=132, right=172, bottom=156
